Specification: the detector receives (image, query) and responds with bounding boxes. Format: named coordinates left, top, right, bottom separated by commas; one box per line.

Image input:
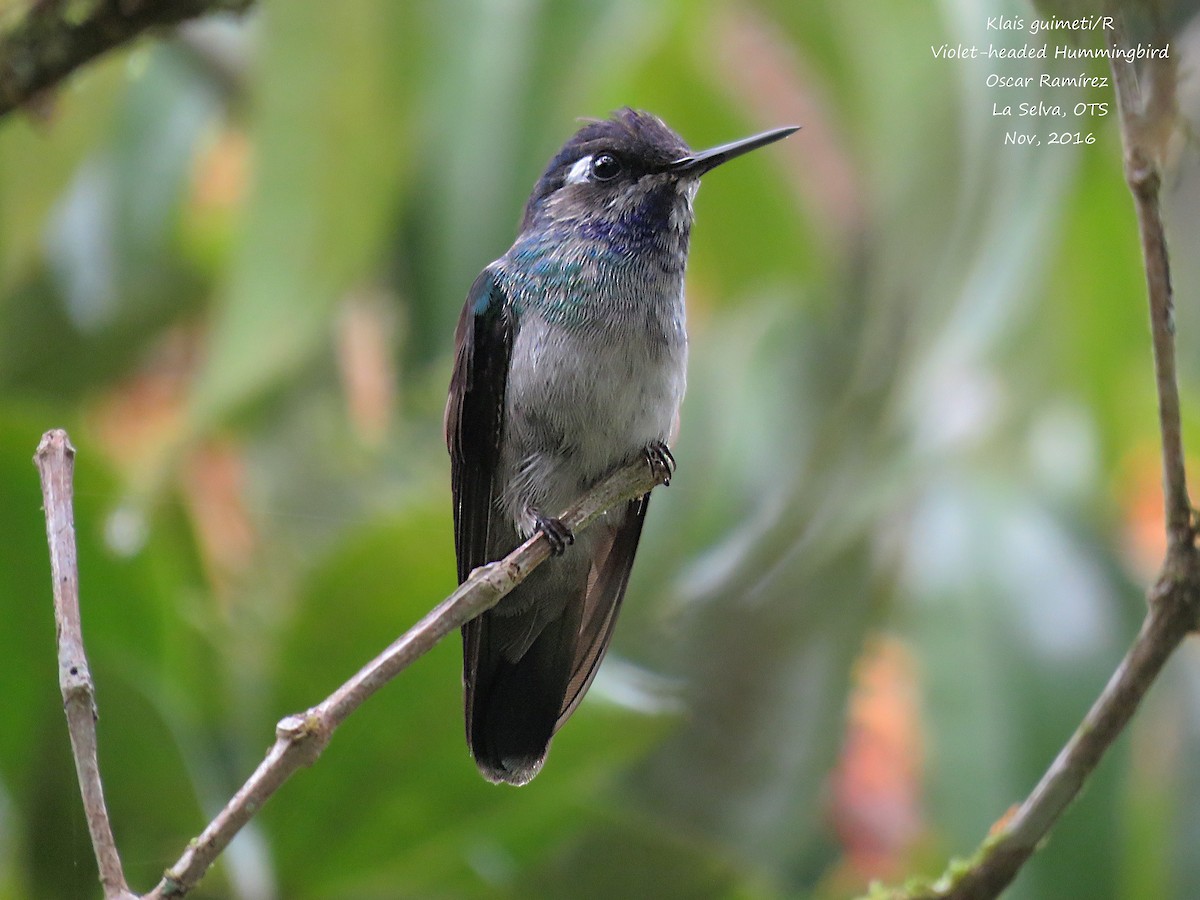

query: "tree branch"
left=35, top=428, right=667, bottom=898
left=0, top=0, right=255, bottom=119
left=897, top=573, right=1200, bottom=900
left=872, top=12, right=1198, bottom=900
left=35, top=430, right=137, bottom=900
left=1107, top=14, right=1190, bottom=546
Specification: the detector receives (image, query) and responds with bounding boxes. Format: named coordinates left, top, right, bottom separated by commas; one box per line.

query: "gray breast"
left=499, top=264, right=688, bottom=525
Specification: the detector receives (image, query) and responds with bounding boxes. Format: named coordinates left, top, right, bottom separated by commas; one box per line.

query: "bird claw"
left=644, top=441, right=676, bottom=486
left=531, top=508, right=574, bottom=556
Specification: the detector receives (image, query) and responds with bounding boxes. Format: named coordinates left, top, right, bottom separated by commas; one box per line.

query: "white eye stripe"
left=565, top=155, right=592, bottom=185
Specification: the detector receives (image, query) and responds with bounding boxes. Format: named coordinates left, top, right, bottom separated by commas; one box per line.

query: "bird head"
left=519, top=108, right=797, bottom=243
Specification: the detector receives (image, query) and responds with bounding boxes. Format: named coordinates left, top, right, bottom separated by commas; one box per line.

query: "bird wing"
left=445, top=267, right=514, bottom=584
left=446, top=267, right=517, bottom=753
left=555, top=493, right=651, bottom=729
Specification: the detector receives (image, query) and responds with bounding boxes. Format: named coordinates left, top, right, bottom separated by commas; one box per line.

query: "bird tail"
left=461, top=497, right=649, bottom=785
left=463, top=601, right=581, bottom=785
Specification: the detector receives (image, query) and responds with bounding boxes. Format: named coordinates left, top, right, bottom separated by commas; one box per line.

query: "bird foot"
left=531, top=508, right=574, bottom=556
left=644, top=441, right=676, bottom=486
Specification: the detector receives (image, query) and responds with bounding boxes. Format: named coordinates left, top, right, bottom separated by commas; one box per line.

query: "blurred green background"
left=3, top=0, right=1200, bottom=897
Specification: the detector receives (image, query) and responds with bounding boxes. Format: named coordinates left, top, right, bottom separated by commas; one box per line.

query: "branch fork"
left=881, top=12, right=1197, bottom=899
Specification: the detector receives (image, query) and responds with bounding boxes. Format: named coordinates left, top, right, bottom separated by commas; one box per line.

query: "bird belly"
left=500, top=310, right=686, bottom=533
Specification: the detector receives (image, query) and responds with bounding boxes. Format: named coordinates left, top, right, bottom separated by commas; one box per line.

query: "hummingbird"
left=446, top=108, right=797, bottom=784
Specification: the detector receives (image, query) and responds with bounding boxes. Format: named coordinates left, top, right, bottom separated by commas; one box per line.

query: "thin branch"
left=870, top=12, right=1198, bottom=900
left=0, top=0, right=255, bottom=119
left=133, top=453, right=667, bottom=898
left=35, top=430, right=137, bottom=900
left=1107, top=16, right=1190, bottom=545
left=901, top=576, right=1199, bottom=900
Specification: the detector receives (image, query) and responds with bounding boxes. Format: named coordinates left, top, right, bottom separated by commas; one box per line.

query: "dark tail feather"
left=465, top=609, right=579, bottom=785
left=462, top=502, right=649, bottom=784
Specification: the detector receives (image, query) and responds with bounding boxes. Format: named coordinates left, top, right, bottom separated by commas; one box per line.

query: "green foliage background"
left=2, top=0, right=1200, bottom=897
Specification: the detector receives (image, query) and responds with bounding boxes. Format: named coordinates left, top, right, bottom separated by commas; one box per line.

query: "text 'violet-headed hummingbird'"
left=446, top=108, right=797, bottom=784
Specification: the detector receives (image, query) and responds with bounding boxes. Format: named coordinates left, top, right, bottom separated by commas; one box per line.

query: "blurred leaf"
left=516, top=818, right=779, bottom=900
left=0, top=45, right=216, bottom=401
left=900, top=477, right=1138, bottom=897
left=189, top=2, right=412, bottom=428
left=0, top=56, right=125, bottom=292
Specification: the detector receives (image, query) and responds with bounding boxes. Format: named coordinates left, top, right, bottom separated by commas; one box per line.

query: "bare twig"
left=872, top=12, right=1198, bottom=900
left=123, top=454, right=663, bottom=898
left=35, top=430, right=137, bottom=900
left=0, top=0, right=255, bottom=119
left=899, top=577, right=1199, bottom=900
left=1107, top=16, right=1189, bottom=546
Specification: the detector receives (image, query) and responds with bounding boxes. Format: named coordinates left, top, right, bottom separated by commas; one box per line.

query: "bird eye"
left=590, top=153, right=621, bottom=181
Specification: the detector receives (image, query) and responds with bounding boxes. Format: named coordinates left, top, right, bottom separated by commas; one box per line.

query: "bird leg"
left=643, top=440, right=676, bottom=486
left=530, top=507, right=575, bottom=556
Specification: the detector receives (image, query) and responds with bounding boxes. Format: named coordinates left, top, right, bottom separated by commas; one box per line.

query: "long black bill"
left=667, top=124, right=799, bottom=177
